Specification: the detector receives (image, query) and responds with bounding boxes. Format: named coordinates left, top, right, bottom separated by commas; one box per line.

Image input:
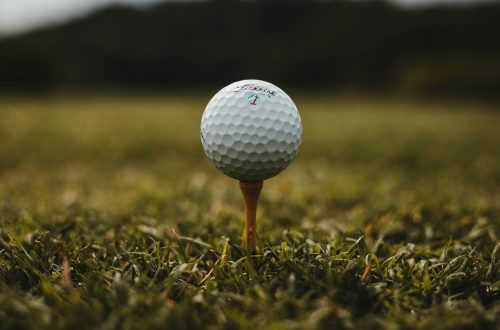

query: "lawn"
left=0, top=94, right=499, bottom=329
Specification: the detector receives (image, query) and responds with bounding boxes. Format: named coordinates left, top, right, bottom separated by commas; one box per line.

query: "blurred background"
left=1, top=0, right=500, bottom=98
left=0, top=0, right=498, bottom=236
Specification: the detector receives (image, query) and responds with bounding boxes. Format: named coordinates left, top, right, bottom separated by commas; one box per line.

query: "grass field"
left=0, top=95, right=499, bottom=329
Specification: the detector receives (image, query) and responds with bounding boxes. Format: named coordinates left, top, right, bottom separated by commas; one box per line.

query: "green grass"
left=0, top=94, right=499, bottom=329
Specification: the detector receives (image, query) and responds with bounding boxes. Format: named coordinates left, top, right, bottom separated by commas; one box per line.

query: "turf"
left=0, top=95, right=499, bottom=329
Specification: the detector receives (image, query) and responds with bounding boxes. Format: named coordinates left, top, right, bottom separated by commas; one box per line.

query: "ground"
left=0, top=94, right=498, bottom=329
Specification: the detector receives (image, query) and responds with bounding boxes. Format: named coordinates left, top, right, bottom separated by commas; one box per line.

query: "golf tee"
left=239, top=181, right=263, bottom=252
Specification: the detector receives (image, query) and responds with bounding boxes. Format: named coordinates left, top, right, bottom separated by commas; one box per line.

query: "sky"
left=0, top=0, right=494, bottom=35
left=0, top=0, right=163, bottom=35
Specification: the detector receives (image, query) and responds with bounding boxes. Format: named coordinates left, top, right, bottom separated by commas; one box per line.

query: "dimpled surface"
left=201, top=79, right=302, bottom=182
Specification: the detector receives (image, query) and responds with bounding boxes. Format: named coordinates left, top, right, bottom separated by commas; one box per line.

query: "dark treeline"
left=1, top=0, right=499, bottom=97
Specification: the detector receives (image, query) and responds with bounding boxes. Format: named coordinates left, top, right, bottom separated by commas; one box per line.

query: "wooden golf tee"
left=239, top=181, right=263, bottom=253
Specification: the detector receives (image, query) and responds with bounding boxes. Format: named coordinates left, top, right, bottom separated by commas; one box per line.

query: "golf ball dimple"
left=200, top=79, right=302, bottom=182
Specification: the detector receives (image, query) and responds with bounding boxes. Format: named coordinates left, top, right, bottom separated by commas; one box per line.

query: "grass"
left=0, top=94, right=499, bottom=329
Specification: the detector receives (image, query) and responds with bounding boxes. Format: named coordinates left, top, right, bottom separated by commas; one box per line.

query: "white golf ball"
left=200, top=79, right=302, bottom=182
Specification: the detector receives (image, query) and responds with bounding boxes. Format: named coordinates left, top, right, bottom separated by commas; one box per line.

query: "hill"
left=1, top=0, right=500, bottom=97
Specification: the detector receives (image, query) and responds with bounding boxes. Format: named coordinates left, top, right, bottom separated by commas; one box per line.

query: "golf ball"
left=200, top=79, right=302, bottom=182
